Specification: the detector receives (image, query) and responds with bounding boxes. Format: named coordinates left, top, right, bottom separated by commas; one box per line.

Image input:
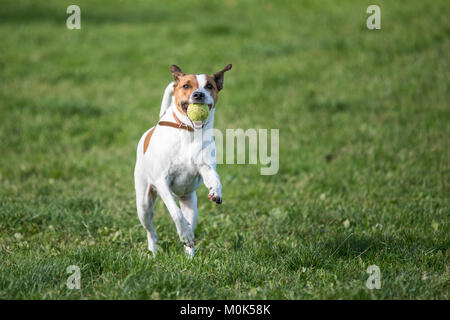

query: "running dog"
left=134, top=64, right=232, bottom=257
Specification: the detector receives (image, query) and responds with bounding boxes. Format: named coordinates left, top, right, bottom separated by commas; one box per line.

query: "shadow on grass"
left=0, top=2, right=251, bottom=44
left=259, top=232, right=447, bottom=272
left=1, top=3, right=185, bottom=25
left=317, top=232, right=447, bottom=267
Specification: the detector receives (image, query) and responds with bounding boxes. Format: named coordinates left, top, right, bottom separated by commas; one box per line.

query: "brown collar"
left=158, top=112, right=194, bottom=132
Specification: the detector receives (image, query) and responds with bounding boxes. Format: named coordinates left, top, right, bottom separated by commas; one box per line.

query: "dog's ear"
left=212, top=64, right=232, bottom=91
left=171, top=65, right=184, bottom=82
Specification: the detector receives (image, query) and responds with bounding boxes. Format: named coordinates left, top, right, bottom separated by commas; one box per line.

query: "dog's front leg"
left=179, top=192, right=198, bottom=257
left=154, top=180, right=194, bottom=250
left=199, top=164, right=222, bottom=204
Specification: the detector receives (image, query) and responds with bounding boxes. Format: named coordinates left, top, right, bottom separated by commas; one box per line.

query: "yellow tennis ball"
left=187, top=104, right=209, bottom=122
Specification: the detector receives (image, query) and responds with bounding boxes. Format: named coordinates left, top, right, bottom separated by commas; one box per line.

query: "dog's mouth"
left=181, top=102, right=189, bottom=113
left=181, top=102, right=213, bottom=113
left=180, top=102, right=213, bottom=130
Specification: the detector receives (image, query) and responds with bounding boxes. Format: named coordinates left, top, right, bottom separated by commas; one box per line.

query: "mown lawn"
left=0, top=0, right=448, bottom=299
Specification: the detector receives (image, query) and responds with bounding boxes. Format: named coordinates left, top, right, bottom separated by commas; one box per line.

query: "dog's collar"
left=158, top=112, right=194, bottom=132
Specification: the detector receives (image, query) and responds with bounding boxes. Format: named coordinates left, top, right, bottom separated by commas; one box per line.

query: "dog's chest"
left=166, top=138, right=202, bottom=196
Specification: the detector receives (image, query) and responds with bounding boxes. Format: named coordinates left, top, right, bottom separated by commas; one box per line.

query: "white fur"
left=134, top=77, right=221, bottom=258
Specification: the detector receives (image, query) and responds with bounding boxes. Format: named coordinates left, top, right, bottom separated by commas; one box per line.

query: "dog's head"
left=170, top=64, right=232, bottom=119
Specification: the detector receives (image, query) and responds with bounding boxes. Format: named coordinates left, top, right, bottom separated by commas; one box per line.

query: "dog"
left=134, top=64, right=232, bottom=257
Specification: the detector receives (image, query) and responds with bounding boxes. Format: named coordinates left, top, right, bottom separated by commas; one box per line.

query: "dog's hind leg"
left=135, top=177, right=159, bottom=255
left=179, top=192, right=198, bottom=257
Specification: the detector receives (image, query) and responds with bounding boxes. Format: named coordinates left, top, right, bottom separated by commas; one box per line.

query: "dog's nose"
left=192, top=91, right=205, bottom=100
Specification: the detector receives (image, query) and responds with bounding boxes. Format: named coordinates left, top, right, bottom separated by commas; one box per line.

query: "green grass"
left=0, top=0, right=449, bottom=299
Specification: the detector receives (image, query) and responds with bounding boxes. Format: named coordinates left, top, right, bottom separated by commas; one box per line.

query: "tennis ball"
left=187, top=103, right=209, bottom=122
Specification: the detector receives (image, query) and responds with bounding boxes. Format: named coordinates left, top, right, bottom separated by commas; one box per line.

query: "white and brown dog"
left=134, top=64, right=232, bottom=257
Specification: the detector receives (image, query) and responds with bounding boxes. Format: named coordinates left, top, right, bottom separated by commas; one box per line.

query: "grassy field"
left=0, top=0, right=449, bottom=299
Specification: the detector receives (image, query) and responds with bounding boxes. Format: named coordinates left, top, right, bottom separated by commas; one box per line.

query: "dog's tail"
left=159, top=82, right=174, bottom=119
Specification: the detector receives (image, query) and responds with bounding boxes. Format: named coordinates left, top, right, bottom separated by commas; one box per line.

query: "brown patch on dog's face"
left=204, top=75, right=219, bottom=105
left=173, top=74, right=199, bottom=114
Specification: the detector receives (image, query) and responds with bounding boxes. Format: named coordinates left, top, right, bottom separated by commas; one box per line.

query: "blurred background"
left=0, top=0, right=448, bottom=299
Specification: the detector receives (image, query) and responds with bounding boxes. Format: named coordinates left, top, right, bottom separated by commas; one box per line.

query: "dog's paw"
left=178, top=220, right=194, bottom=247
left=208, top=189, right=222, bottom=204
left=148, top=244, right=158, bottom=256
left=184, top=245, right=194, bottom=258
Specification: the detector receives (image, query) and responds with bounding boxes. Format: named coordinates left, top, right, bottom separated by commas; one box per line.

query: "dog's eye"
left=205, top=83, right=213, bottom=90
left=182, top=84, right=190, bottom=89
